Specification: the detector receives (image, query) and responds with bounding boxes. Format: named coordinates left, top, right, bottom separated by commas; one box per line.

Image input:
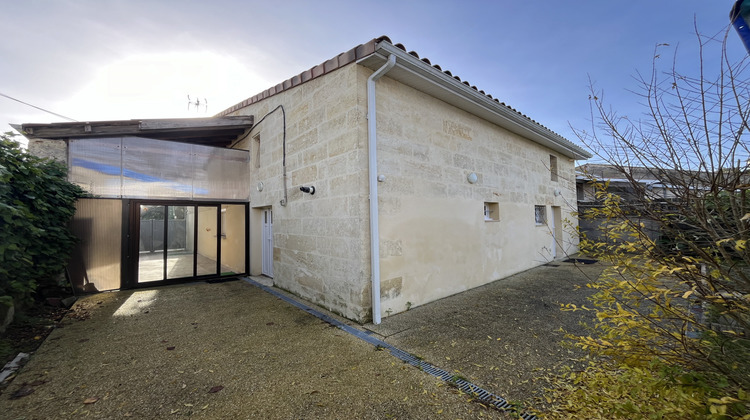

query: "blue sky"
left=0, top=1, right=740, bottom=155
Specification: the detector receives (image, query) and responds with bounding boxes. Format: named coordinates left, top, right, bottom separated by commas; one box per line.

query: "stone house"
left=18, top=36, right=591, bottom=323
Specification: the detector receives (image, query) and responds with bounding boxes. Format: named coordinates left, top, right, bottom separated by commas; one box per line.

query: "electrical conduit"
left=367, top=54, right=396, bottom=325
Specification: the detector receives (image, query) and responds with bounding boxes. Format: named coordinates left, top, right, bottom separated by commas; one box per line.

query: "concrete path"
left=365, top=261, right=604, bottom=404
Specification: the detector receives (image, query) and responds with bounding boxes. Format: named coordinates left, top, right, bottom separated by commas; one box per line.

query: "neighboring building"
left=575, top=163, right=679, bottom=243
left=576, top=163, right=678, bottom=203
left=18, top=36, right=591, bottom=323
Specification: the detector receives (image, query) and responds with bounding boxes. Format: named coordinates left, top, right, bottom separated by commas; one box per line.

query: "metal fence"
left=139, top=220, right=187, bottom=252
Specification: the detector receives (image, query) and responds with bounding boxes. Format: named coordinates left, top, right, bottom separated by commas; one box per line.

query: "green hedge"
left=0, top=133, right=85, bottom=306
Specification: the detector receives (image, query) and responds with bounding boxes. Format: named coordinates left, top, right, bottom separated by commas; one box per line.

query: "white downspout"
left=367, top=54, right=396, bottom=325
left=551, top=190, right=562, bottom=259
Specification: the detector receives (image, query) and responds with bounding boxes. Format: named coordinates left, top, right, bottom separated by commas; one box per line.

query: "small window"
left=484, top=202, right=499, bottom=221
left=534, top=205, right=547, bottom=225
left=252, top=134, right=261, bottom=168
left=550, top=155, right=558, bottom=181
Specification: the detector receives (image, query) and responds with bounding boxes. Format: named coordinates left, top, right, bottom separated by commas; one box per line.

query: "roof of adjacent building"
left=575, top=163, right=746, bottom=189
left=218, top=36, right=592, bottom=160
left=576, top=163, right=670, bottom=183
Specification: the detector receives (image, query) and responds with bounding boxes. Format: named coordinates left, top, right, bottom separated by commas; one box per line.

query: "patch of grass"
left=448, top=374, right=469, bottom=386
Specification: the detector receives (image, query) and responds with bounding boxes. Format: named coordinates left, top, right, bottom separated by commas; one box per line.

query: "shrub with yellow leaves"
left=542, top=23, right=750, bottom=420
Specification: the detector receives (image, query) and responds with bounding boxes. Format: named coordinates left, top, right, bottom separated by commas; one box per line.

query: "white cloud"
left=60, top=51, right=272, bottom=121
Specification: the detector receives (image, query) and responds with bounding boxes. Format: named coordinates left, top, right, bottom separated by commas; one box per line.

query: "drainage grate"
left=244, top=277, right=538, bottom=420
left=562, top=258, right=598, bottom=264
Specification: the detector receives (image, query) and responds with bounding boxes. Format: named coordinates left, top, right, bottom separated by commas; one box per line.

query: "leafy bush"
left=542, top=194, right=750, bottom=418
left=543, top=358, right=750, bottom=419
left=543, top=23, right=750, bottom=419
left=0, top=132, right=85, bottom=306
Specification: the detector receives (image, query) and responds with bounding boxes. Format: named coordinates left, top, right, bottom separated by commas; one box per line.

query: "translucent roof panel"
left=69, top=137, right=249, bottom=201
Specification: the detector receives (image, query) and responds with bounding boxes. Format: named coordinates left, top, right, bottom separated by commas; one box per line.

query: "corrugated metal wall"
left=68, top=198, right=123, bottom=293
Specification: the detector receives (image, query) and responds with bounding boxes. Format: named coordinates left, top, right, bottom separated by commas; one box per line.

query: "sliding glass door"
left=134, top=201, right=247, bottom=285
left=196, top=206, right=218, bottom=277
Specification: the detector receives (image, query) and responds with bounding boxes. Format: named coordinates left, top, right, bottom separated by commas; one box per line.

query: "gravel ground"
left=2, top=280, right=512, bottom=419
left=0, top=261, right=604, bottom=419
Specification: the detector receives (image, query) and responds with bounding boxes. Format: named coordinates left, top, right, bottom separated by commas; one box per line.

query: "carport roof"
left=13, top=116, right=254, bottom=148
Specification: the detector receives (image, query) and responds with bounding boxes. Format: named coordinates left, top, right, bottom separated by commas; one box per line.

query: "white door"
left=551, top=206, right=563, bottom=259
left=262, top=209, right=273, bottom=277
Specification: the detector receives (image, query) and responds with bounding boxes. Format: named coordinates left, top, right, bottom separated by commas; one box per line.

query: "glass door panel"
left=220, top=205, right=246, bottom=276
left=138, top=204, right=165, bottom=282
left=133, top=201, right=246, bottom=286
left=166, top=206, right=195, bottom=279
left=196, top=206, right=219, bottom=276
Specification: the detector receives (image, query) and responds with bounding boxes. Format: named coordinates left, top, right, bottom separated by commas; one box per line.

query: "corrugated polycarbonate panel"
left=122, top=137, right=194, bottom=199
left=69, top=138, right=122, bottom=197
left=68, top=198, right=122, bottom=292
left=67, top=137, right=249, bottom=200
left=193, top=145, right=250, bottom=200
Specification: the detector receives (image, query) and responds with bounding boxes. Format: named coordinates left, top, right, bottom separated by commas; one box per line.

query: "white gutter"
left=363, top=42, right=592, bottom=160
left=367, top=54, right=396, bottom=325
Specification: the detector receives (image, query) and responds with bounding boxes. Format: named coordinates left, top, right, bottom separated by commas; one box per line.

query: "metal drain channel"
left=244, top=277, right=537, bottom=420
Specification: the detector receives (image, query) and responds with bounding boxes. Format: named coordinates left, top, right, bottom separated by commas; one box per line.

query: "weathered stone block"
left=380, top=276, right=403, bottom=300
left=443, top=120, right=473, bottom=141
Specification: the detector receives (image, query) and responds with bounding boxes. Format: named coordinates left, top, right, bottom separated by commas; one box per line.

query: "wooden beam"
left=22, top=122, right=141, bottom=138
left=138, top=116, right=254, bottom=131
left=19, top=117, right=254, bottom=145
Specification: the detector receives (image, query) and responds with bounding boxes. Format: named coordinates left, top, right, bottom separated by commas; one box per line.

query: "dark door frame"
left=122, top=199, right=249, bottom=289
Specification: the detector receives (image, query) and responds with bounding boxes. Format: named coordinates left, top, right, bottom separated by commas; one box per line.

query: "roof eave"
left=358, top=42, right=592, bottom=160
left=15, top=116, right=255, bottom=147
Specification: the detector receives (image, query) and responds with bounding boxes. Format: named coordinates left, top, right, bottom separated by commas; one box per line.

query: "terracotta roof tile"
left=338, top=48, right=357, bottom=65
left=215, top=36, right=569, bottom=143
left=355, top=42, right=375, bottom=57
left=324, top=57, right=339, bottom=73
left=300, top=69, right=312, bottom=83
left=311, top=63, right=325, bottom=78
left=218, top=37, right=384, bottom=116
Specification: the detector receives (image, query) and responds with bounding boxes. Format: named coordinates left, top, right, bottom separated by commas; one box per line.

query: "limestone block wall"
left=228, top=64, right=372, bottom=321
left=374, top=75, right=580, bottom=317
left=27, top=138, right=67, bottom=164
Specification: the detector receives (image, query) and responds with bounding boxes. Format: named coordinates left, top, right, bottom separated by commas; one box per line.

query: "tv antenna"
left=187, top=95, right=208, bottom=112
